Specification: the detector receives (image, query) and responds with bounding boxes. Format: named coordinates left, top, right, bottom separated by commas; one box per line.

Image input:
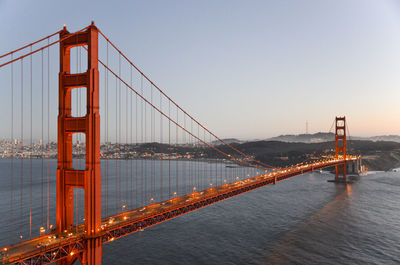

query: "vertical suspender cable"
left=130, top=65, right=133, bottom=209
left=126, top=83, right=129, bottom=207
left=144, top=80, right=148, bottom=204
left=126, top=72, right=129, bottom=208
left=176, top=107, right=178, bottom=196
left=160, top=93, right=163, bottom=201
left=220, top=147, right=223, bottom=184
left=152, top=85, right=155, bottom=201
left=203, top=129, right=206, bottom=190
left=135, top=74, right=138, bottom=209
left=20, top=58, right=24, bottom=240
left=141, top=75, right=144, bottom=205
left=225, top=150, right=227, bottom=183
left=189, top=119, right=192, bottom=191
left=135, top=72, right=139, bottom=208
left=10, top=53, right=14, bottom=243
left=101, top=51, right=105, bottom=218
left=118, top=54, right=122, bottom=211
left=41, top=50, right=44, bottom=228
left=47, top=40, right=50, bottom=231
left=188, top=118, right=191, bottom=191
left=150, top=84, right=153, bottom=201
left=29, top=47, right=33, bottom=238
left=103, top=63, right=107, bottom=217
left=168, top=100, right=171, bottom=199
left=199, top=129, right=202, bottom=189
left=115, top=75, right=118, bottom=213
left=195, top=121, right=197, bottom=191
left=209, top=134, right=212, bottom=187
left=183, top=115, right=186, bottom=194
left=215, top=137, right=217, bottom=186
left=153, top=85, right=156, bottom=201
left=194, top=125, right=196, bottom=190
left=105, top=42, right=109, bottom=217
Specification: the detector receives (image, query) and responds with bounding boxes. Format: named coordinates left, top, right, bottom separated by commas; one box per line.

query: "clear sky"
left=1, top=0, right=400, bottom=139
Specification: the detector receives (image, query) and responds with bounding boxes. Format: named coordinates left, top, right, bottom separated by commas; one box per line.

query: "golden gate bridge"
left=0, top=22, right=360, bottom=265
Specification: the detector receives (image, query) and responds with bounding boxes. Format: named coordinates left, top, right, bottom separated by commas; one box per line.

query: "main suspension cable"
left=0, top=30, right=61, bottom=59
left=0, top=26, right=89, bottom=69
left=97, top=29, right=273, bottom=169
left=104, top=62, right=267, bottom=169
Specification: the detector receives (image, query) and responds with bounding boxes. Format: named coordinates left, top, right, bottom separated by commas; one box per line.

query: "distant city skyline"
left=1, top=0, right=400, bottom=140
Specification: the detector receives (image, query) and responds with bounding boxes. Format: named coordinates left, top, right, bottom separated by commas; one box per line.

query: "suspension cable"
left=0, top=26, right=89, bottom=68
left=98, top=58, right=267, bottom=170
left=0, top=30, right=61, bottom=59
left=97, top=29, right=273, bottom=169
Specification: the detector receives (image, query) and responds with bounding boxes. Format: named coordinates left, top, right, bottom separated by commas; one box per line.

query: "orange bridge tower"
left=57, top=22, right=102, bottom=264
left=334, top=116, right=347, bottom=182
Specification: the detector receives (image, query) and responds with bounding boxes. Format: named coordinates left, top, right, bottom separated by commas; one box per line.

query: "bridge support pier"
left=347, top=159, right=361, bottom=174
left=79, top=238, right=103, bottom=265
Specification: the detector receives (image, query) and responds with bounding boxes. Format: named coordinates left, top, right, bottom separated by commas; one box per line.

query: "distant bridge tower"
left=334, top=116, right=347, bottom=182
left=57, top=22, right=102, bottom=264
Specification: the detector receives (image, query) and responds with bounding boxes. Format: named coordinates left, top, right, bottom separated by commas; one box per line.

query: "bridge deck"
left=1, top=157, right=359, bottom=265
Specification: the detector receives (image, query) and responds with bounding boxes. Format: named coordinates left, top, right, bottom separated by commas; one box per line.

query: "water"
left=102, top=171, right=400, bottom=265
left=1, top=160, right=399, bottom=264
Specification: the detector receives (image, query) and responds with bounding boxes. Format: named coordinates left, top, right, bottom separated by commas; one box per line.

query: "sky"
left=1, top=0, right=400, bottom=140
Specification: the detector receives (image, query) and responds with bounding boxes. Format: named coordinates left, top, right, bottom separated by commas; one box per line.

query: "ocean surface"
left=0, top=159, right=399, bottom=264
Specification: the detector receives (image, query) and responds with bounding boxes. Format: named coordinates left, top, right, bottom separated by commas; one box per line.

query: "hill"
left=217, top=140, right=400, bottom=171
left=266, top=133, right=400, bottom=143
